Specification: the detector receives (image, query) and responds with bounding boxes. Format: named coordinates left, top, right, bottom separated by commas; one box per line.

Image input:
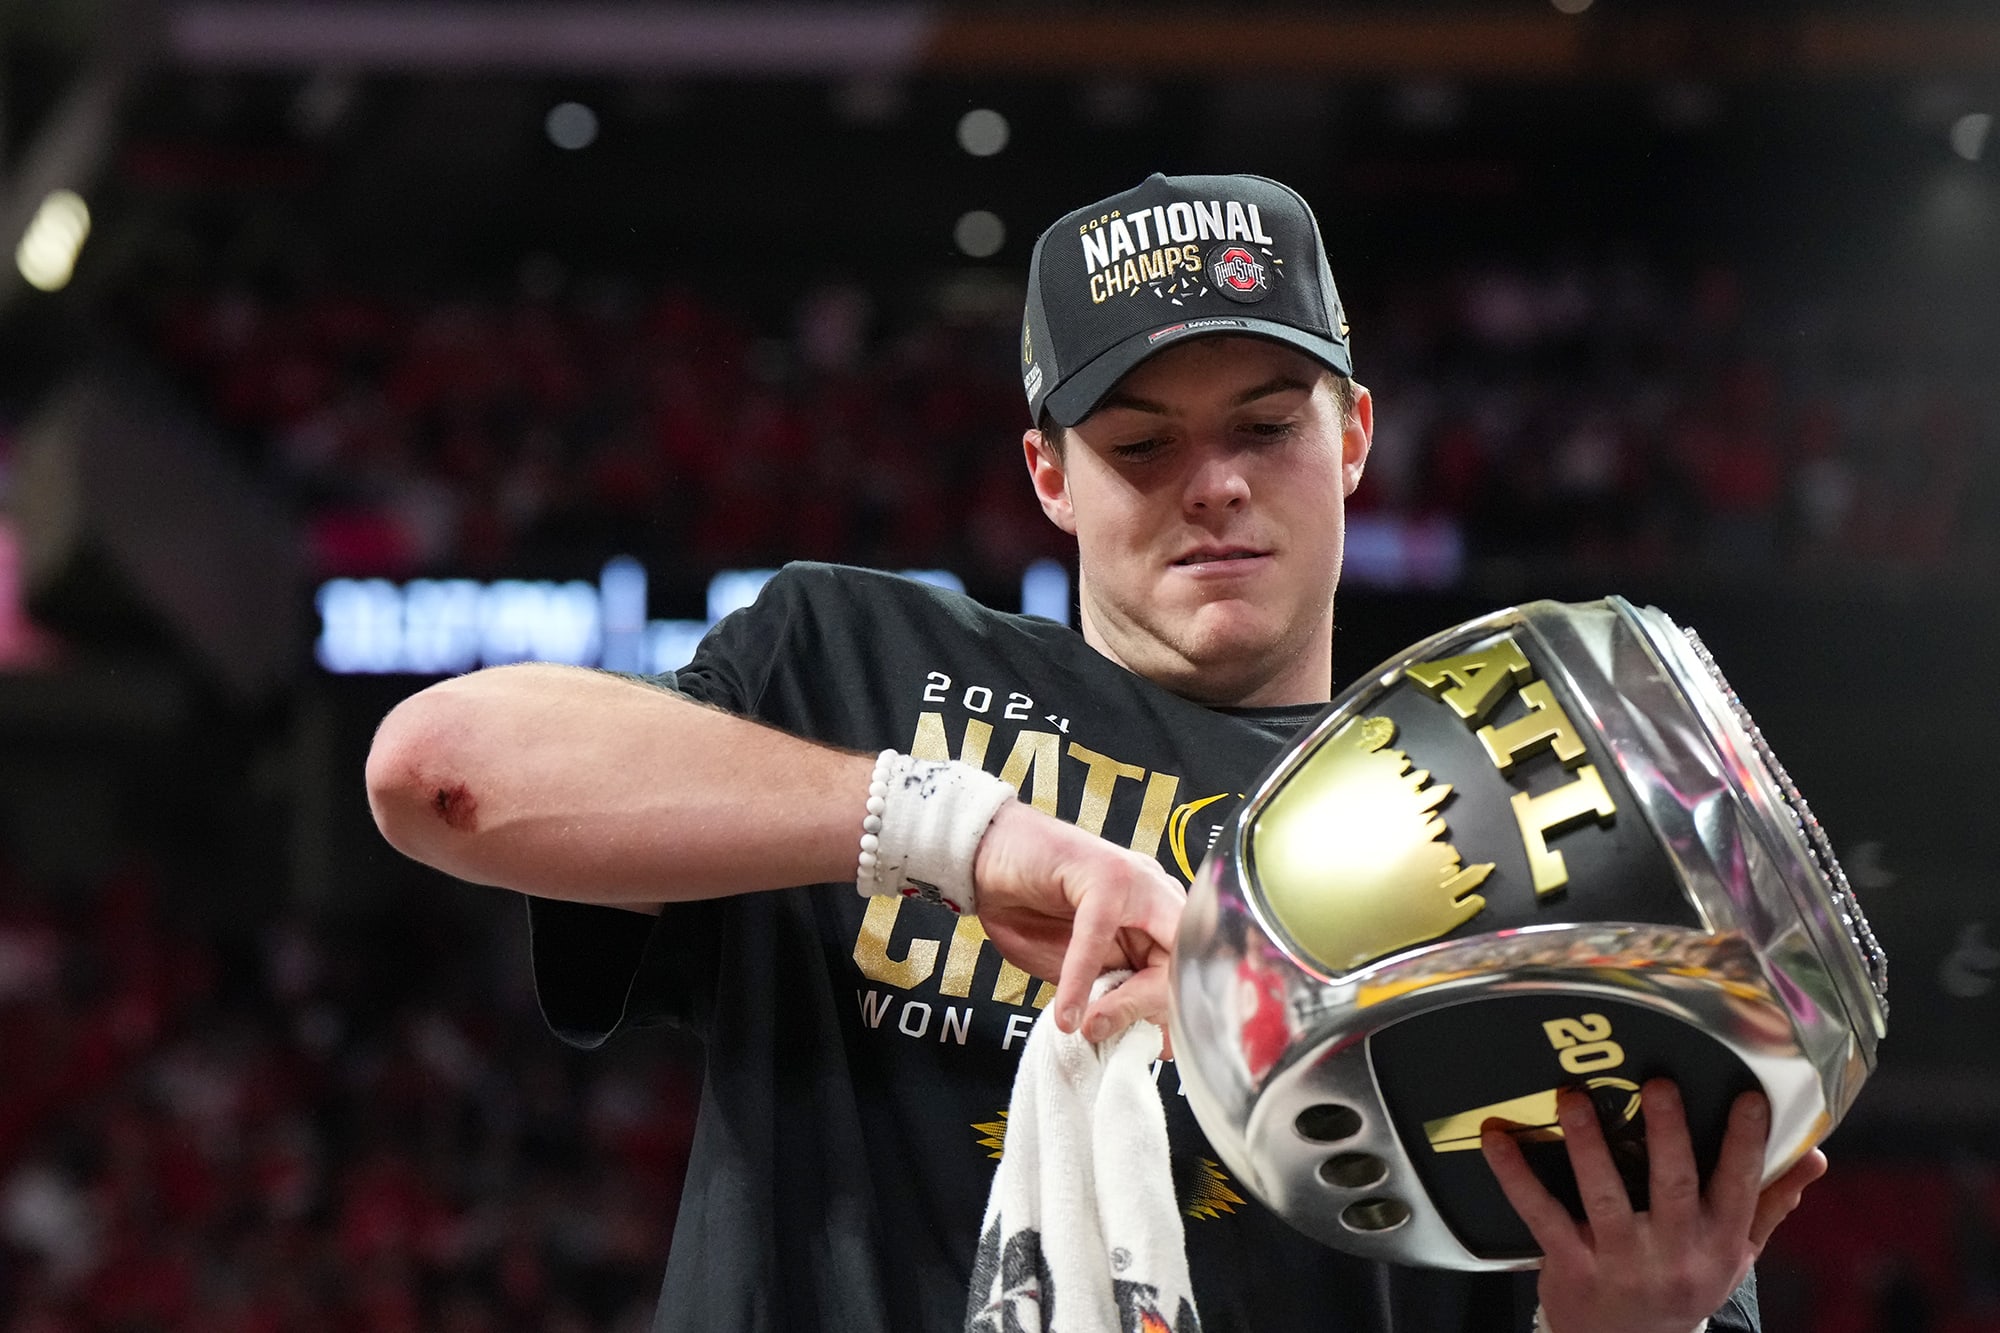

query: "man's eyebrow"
left=1229, top=375, right=1317, bottom=407
left=1092, top=375, right=1317, bottom=419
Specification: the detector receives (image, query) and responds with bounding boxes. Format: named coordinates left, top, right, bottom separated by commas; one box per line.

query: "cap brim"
left=1041, top=318, right=1354, bottom=429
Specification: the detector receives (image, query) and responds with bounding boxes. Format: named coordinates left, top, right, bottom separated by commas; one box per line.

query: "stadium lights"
left=956, top=108, right=1009, bottom=157
left=545, top=101, right=599, bottom=150
left=15, top=190, right=91, bottom=293
left=954, top=210, right=1005, bottom=258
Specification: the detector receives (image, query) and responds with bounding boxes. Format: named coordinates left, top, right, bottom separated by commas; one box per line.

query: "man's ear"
left=1342, top=384, right=1374, bottom=498
left=1024, top=429, right=1077, bottom=535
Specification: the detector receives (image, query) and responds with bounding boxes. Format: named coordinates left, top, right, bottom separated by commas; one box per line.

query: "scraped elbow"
left=366, top=688, right=480, bottom=863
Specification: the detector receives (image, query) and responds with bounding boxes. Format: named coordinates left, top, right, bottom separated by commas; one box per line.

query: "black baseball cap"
left=1021, top=172, right=1353, bottom=429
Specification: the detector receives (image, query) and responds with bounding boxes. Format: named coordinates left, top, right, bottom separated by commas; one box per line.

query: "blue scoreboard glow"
left=315, top=558, right=1074, bottom=676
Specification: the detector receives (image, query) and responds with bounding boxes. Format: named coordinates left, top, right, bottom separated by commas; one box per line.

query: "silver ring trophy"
left=1169, top=597, right=1887, bottom=1270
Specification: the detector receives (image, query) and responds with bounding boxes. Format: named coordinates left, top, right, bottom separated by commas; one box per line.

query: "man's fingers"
left=1051, top=876, right=1125, bottom=1031
left=1704, top=1091, right=1771, bottom=1234
left=1051, top=861, right=1184, bottom=1034
left=1747, top=1148, right=1827, bottom=1251
left=1083, top=966, right=1170, bottom=1043
left=1641, top=1079, right=1702, bottom=1238
left=1557, top=1087, right=1639, bottom=1246
left=1108, top=866, right=1189, bottom=946
left=1479, top=1121, right=1586, bottom=1266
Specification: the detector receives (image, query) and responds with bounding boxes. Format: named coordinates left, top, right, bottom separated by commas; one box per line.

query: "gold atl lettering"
left=1477, top=680, right=1587, bottom=773
left=1512, top=766, right=1618, bottom=897
left=856, top=712, right=1185, bottom=1006
left=1406, top=640, right=1532, bottom=724
left=1407, top=636, right=1615, bottom=897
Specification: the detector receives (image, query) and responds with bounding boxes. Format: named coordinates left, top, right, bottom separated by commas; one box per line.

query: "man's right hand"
left=972, top=800, right=1188, bottom=1044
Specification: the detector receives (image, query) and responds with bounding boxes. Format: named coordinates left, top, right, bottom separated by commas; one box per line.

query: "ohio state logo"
left=1208, top=244, right=1269, bottom=303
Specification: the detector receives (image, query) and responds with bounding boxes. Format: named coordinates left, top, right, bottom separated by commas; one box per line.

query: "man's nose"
left=1186, top=446, right=1251, bottom=512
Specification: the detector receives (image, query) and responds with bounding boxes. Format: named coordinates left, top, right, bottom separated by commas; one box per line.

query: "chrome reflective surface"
left=1169, top=597, right=1887, bottom=1271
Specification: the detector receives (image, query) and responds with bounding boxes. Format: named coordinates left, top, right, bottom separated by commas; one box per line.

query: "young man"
left=366, top=173, right=1819, bottom=1332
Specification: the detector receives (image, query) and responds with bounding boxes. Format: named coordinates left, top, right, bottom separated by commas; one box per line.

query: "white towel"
left=965, top=973, right=1201, bottom=1333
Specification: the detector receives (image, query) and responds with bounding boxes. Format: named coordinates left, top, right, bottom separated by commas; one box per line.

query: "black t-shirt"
left=526, top=563, right=1759, bottom=1333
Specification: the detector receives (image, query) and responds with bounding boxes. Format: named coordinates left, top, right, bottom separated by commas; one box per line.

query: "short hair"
left=1039, top=369, right=1357, bottom=462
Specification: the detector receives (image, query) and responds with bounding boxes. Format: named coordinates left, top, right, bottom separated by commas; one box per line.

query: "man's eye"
left=1112, top=439, right=1164, bottom=460
left=1245, top=420, right=1296, bottom=439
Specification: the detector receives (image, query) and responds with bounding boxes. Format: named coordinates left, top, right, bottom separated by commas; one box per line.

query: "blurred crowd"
left=146, top=282, right=1062, bottom=587
left=1764, top=1157, right=2000, bottom=1333
left=0, top=863, right=697, bottom=1333
left=142, top=258, right=1998, bottom=591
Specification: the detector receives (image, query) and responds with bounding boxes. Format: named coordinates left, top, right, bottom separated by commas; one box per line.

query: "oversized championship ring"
left=1169, top=597, right=1887, bottom=1270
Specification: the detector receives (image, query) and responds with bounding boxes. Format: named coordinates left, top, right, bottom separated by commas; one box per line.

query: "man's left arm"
left=1481, top=1079, right=1826, bottom=1333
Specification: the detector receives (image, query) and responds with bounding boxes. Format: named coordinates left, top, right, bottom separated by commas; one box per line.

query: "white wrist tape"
left=854, top=750, right=1016, bottom=916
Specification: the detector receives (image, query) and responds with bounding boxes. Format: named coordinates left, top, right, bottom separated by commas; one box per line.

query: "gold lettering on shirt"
left=911, top=711, right=947, bottom=760
left=990, top=957, right=1033, bottom=1006
left=998, top=730, right=1061, bottom=814
left=939, top=914, right=986, bottom=997
left=939, top=913, right=1039, bottom=1005
left=1067, top=741, right=1146, bottom=836
left=1129, top=771, right=1181, bottom=859
left=910, top=711, right=994, bottom=768
left=852, top=896, right=939, bottom=989
left=940, top=910, right=1058, bottom=1008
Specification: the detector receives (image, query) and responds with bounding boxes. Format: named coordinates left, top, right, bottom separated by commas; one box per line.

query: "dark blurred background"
left=0, top=1, right=1995, bottom=1329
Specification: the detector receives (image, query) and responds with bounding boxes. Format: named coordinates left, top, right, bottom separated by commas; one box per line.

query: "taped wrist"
left=854, top=750, right=1015, bottom=916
